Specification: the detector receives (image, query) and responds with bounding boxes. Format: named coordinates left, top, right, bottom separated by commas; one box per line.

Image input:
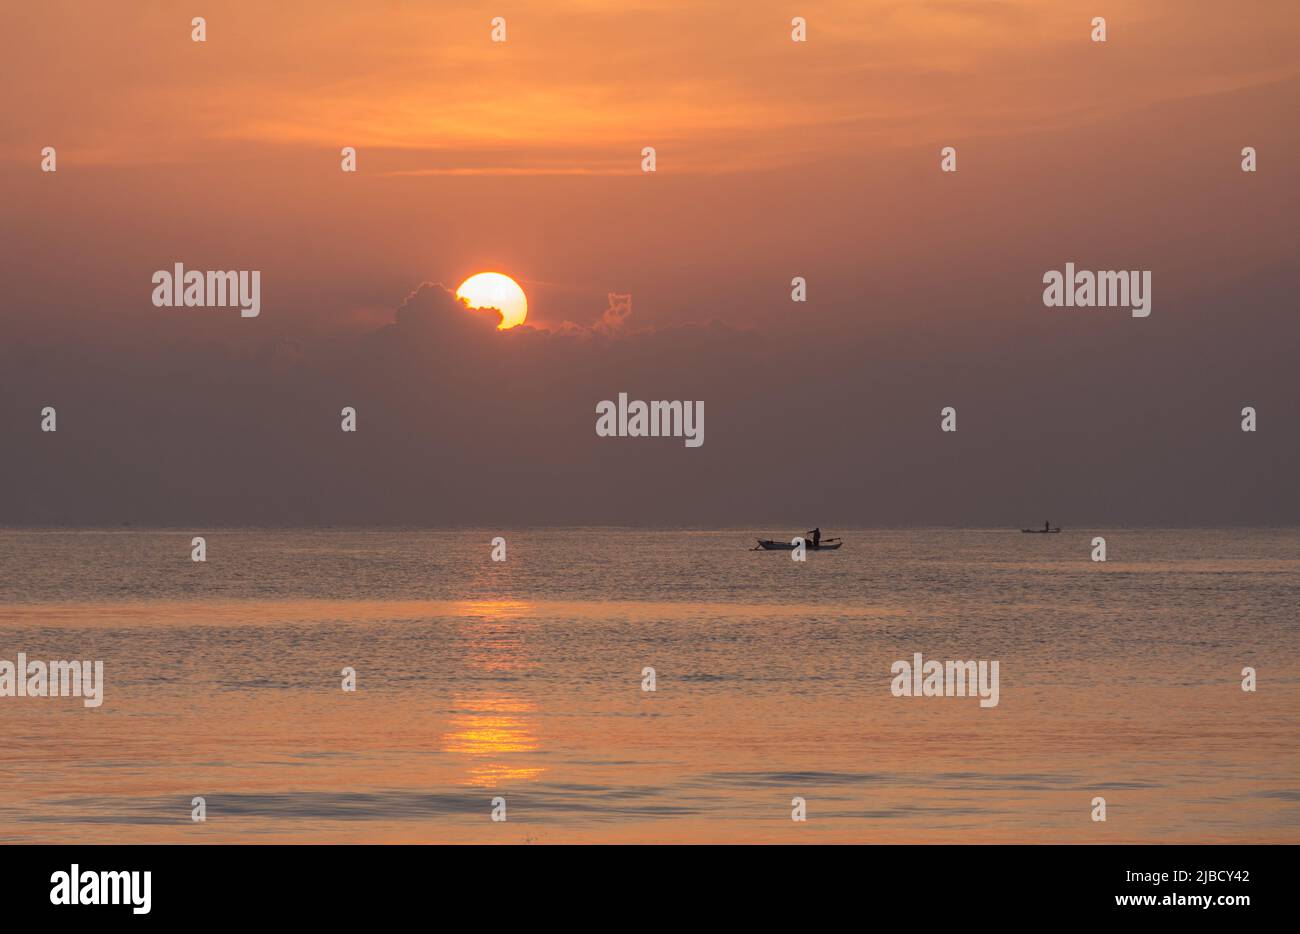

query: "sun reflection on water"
left=442, top=695, right=544, bottom=786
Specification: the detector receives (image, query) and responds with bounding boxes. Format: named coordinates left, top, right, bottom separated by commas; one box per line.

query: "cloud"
left=0, top=259, right=1296, bottom=528
left=373, top=282, right=745, bottom=348
left=391, top=282, right=503, bottom=335
left=11, top=1, right=1297, bottom=172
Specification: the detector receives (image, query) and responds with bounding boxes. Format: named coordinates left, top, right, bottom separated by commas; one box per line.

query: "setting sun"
left=456, top=272, right=528, bottom=330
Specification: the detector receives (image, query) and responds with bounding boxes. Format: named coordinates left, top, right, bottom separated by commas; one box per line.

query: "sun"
left=456, top=272, right=528, bottom=330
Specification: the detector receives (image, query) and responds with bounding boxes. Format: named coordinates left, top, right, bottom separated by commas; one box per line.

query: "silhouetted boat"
left=755, top=538, right=842, bottom=550
left=1021, top=528, right=1061, bottom=533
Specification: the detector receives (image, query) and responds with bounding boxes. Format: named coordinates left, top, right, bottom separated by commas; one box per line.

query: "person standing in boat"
left=1044, top=520, right=1050, bottom=532
left=807, top=527, right=821, bottom=548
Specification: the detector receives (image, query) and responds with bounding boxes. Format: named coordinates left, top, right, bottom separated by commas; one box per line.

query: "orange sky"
left=1, top=1, right=1297, bottom=526
left=3, top=1, right=1298, bottom=331
left=5, top=1, right=1297, bottom=174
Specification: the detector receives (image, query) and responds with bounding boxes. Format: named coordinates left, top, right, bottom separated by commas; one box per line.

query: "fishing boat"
left=1021, top=528, right=1061, bottom=533
left=754, top=538, right=843, bottom=550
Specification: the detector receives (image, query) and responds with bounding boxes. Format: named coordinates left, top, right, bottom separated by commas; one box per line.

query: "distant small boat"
left=755, top=538, right=842, bottom=550
left=1021, top=528, right=1061, bottom=533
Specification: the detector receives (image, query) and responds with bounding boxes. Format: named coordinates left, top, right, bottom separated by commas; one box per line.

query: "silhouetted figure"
left=1045, top=520, right=1050, bottom=532
left=808, top=527, right=821, bottom=547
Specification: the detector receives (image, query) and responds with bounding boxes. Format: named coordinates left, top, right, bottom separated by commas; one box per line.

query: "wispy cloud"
left=7, top=1, right=1296, bottom=171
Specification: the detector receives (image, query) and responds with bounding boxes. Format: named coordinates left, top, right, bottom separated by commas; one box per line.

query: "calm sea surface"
left=1, top=528, right=1297, bottom=843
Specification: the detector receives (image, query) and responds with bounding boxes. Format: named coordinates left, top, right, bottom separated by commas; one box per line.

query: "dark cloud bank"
left=1, top=277, right=1296, bottom=528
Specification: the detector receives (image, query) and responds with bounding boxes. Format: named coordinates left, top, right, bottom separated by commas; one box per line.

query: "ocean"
left=1, top=528, right=1297, bottom=843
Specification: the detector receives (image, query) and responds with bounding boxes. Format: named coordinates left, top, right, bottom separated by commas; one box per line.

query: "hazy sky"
left=2, top=1, right=1297, bottom=526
